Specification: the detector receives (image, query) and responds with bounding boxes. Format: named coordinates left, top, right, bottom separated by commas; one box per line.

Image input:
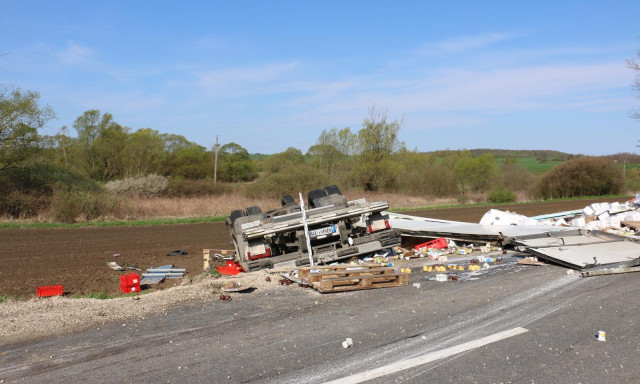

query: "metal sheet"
left=387, top=215, right=576, bottom=243
left=515, top=232, right=640, bottom=270
left=140, top=276, right=165, bottom=285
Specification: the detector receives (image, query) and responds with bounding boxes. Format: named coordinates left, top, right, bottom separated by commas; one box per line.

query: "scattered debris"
left=107, top=262, right=125, bottom=271
left=518, top=257, right=546, bottom=266
left=217, top=260, right=244, bottom=276
left=597, top=331, right=606, bottom=341
left=412, top=283, right=421, bottom=289
left=203, top=249, right=235, bottom=270
left=166, top=250, right=188, bottom=256
left=265, top=276, right=271, bottom=282
left=221, top=282, right=253, bottom=292
left=219, top=294, right=232, bottom=301
left=342, top=338, right=353, bottom=349
left=435, top=274, right=447, bottom=282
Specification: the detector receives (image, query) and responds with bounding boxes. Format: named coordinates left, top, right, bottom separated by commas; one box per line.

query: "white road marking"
left=324, top=327, right=529, bottom=384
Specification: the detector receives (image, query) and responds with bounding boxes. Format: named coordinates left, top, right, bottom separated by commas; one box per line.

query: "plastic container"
left=37, top=285, right=63, bottom=297
left=413, top=237, right=448, bottom=251
left=120, top=273, right=140, bottom=293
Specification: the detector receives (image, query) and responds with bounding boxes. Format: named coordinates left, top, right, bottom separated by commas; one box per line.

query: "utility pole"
left=213, top=135, right=220, bottom=184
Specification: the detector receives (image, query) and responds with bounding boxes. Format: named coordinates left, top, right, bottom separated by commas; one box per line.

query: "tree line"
left=0, top=84, right=631, bottom=221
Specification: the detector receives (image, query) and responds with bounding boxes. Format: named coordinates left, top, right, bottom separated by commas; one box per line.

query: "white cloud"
left=55, top=43, right=94, bottom=66
left=421, top=32, right=520, bottom=54
left=198, top=62, right=299, bottom=95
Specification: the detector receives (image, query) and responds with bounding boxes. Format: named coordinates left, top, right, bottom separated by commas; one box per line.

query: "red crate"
left=120, top=273, right=140, bottom=293
left=37, top=285, right=63, bottom=297
left=414, top=237, right=448, bottom=251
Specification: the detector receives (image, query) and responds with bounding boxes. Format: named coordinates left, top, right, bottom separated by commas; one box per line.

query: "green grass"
left=0, top=215, right=226, bottom=229
left=0, top=295, right=21, bottom=303
left=72, top=291, right=143, bottom=300
left=496, top=157, right=564, bottom=174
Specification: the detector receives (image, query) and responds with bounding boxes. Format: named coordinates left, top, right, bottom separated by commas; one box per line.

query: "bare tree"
left=628, top=48, right=640, bottom=119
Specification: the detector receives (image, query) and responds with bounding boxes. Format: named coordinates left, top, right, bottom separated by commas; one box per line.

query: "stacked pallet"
left=298, top=264, right=408, bottom=293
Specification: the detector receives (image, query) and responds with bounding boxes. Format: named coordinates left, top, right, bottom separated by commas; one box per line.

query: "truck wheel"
left=246, top=206, right=262, bottom=216
left=323, top=185, right=341, bottom=196
left=229, top=209, right=246, bottom=224
left=307, top=189, right=326, bottom=208
left=281, top=194, right=295, bottom=206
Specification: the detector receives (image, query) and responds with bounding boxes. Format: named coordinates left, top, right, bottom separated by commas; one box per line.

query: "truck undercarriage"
left=226, top=185, right=402, bottom=271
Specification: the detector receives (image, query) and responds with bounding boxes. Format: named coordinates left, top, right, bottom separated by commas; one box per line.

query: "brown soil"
left=0, top=197, right=624, bottom=299
left=0, top=222, right=230, bottom=299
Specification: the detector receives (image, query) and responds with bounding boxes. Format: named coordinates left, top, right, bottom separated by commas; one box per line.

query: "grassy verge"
left=71, top=291, right=146, bottom=300
left=0, top=295, right=21, bottom=303
left=0, top=215, right=226, bottom=229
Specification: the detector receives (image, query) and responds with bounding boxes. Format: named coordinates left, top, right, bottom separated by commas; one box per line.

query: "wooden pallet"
left=298, top=264, right=408, bottom=293
left=203, top=249, right=235, bottom=270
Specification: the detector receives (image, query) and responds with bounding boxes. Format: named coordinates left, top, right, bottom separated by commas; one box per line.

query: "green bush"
left=0, top=165, right=101, bottom=219
left=246, top=165, right=330, bottom=199
left=500, top=163, right=535, bottom=192
left=487, top=189, right=517, bottom=203
left=532, top=157, right=624, bottom=199
left=396, top=165, right=458, bottom=197
left=105, top=174, right=168, bottom=197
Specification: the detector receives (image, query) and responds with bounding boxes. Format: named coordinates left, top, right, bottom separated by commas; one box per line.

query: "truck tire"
left=281, top=194, right=295, bottom=206
left=307, top=189, right=326, bottom=208
left=229, top=209, right=246, bottom=225
left=323, top=185, right=341, bottom=196
left=246, top=206, right=262, bottom=216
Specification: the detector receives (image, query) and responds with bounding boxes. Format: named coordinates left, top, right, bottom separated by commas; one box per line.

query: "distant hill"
left=467, top=149, right=575, bottom=161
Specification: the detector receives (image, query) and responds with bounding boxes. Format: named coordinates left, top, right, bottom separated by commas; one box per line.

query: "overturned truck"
left=226, top=185, right=401, bottom=271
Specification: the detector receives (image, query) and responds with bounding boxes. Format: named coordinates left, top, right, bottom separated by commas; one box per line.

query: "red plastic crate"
left=414, top=237, right=448, bottom=251
left=37, top=285, right=63, bottom=297
left=120, top=273, right=140, bottom=293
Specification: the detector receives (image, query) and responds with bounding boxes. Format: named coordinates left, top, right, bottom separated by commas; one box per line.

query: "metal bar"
left=299, top=192, right=314, bottom=267
left=581, top=265, right=640, bottom=277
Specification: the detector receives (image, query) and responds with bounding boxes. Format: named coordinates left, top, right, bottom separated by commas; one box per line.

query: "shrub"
left=487, top=189, right=517, bottom=203
left=105, top=174, right=168, bottom=197
left=532, top=157, right=624, bottom=199
left=500, top=163, right=535, bottom=192
left=396, top=165, right=458, bottom=197
left=246, top=165, right=330, bottom=199
left=0, top=165, right=101, bottom=219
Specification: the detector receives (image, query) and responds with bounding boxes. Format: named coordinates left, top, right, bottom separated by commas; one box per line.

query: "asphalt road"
left=1, top=254, right=639, bottom=383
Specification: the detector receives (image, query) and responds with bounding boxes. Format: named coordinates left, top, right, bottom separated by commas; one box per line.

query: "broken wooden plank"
left=517, top=258, right=546, bottom=266
left=203, top=249, right=235, bottom=270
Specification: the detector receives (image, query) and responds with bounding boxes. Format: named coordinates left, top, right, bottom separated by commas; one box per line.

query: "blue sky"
left=1, top=0, right=639, bottom=155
